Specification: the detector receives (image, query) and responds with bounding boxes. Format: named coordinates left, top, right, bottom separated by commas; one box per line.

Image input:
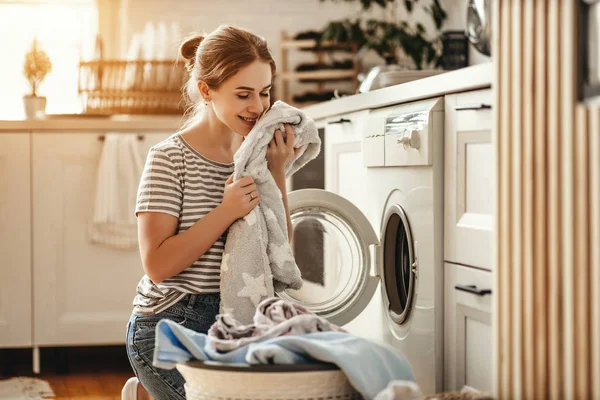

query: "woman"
left=123, top=25, right=298, bottom=400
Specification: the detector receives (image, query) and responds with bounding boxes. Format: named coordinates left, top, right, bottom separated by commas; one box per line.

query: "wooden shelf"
left=290, top=101, right=320, bottom=108
left=280, top=39, right=353, bottom=50
left=277, top=31, right=360, bottom=104
left=280, top=70, right=356, bottom=80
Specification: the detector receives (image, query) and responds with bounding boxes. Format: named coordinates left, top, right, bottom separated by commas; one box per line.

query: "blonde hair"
left=179, top=25, right=276, bottom=124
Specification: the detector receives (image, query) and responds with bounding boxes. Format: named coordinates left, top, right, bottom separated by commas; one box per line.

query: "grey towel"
left=219, top=101, right=321, bottom=324
left=208, top=297, right=346, bottom=352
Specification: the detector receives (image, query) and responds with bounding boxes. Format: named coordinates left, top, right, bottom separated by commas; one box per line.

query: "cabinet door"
left=0, top=134, right=32, bottom=348
left=444, top=89, right=494, bottom=269
left=324, top=110, right=369, bottom=213
left=444, top=262, right=493, bottom=393
left=32, top=132, right=170, bottom=346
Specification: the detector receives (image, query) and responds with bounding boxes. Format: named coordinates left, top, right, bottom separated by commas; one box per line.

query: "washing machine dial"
left=397, top=129, right=421, bottom=150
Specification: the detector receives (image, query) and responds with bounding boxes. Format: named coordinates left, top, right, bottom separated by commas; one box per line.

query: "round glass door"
left=382, top=204, right=416, bottom=325
left=280, top=189, right=379, bottom=326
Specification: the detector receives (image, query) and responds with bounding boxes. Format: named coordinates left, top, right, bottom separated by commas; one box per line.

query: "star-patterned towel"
left=208, top=297, right=346, bottom=352
left=220, top=101, right=321, bottom=324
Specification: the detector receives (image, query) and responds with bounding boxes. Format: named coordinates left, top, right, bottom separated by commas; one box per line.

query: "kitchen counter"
left=302, top=63, right=493, bottom=120
left=0, top=114, right=184, bottom=132
left=0, top=64, right=492, bottom=132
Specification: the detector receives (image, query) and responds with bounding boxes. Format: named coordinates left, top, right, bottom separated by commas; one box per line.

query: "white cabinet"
left=0, top=134, right=32, bottom=348
left=323, top=110, right=369, bottom=212
left=444, top=88, right=495, bottom=394
left=444, top=90, right=494, bottom=270
left=444, top=262, right=493, bottom=393
left=31, top=132, right=169, bottom=346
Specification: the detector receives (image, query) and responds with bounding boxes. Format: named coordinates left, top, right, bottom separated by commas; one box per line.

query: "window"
left=0, top=0, right=98, bottom=119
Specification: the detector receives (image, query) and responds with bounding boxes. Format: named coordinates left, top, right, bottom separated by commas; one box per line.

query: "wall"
left=117, top=0, right=490, bottom=62
left=111, top=0, right=490, bottom=77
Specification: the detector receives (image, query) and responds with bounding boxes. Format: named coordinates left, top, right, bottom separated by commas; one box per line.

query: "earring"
left=203, top=99, right=208, bottom=106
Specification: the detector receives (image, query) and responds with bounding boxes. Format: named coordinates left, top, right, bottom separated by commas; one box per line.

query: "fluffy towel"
left=220, top=101, right=321, bottom=323
left=89, top=133, right=144, bottom=250
left=208, top=297, right=346, bottom=352
left=153, top=320, right=415, bottom=400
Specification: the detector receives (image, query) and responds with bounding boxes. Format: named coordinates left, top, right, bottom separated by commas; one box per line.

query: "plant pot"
left=23, top=95, right=47, bottom=119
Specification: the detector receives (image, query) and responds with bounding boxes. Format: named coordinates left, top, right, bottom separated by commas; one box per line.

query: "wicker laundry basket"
left=176, top=361, right=363, bottom=400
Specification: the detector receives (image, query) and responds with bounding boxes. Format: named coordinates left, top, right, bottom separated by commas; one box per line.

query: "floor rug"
left=0, top=377, right=55, bottom=399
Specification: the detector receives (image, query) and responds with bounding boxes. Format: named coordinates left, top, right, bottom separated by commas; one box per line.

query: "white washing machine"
left=283, top=97, right=444, bottom=395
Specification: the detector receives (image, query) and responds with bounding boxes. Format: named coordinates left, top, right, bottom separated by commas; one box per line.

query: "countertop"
left=0, top=63, right=492, bottom=132
left=302, top=63, right=493, bottom=121
left=0, top=114, right=184, bottom=132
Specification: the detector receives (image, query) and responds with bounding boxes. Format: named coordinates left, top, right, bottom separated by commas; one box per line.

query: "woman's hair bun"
left=179, top=34, right=204, bottom=62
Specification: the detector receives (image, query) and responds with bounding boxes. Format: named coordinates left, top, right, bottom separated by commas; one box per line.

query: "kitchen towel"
left=220, top=100, right=321, bottom=323
left=89, top=133, right=144, bottom=250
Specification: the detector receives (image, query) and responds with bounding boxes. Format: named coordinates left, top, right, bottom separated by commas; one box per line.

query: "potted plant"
left=23, top=38, right=52, bottom=118
left=319, top=0, right=447, bottom=91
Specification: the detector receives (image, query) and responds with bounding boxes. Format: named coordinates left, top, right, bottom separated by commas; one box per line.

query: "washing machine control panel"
left=362, top=97, right=443, bottom=167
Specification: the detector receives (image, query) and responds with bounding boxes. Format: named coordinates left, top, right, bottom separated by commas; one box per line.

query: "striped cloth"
left=133, top=133, right=234, bottom=315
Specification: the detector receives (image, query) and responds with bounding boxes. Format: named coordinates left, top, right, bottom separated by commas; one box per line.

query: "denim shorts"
left=125, top=293, right=220, bottom=400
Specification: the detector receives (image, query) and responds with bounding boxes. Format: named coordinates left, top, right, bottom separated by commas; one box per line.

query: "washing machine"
left=283, top=97, right=444, bottom=395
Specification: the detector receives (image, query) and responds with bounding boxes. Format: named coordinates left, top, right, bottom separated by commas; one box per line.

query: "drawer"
left=444, top=262, right=494, bottom=393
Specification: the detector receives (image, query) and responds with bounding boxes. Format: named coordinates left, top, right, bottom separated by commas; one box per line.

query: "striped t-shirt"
left=133, top=133, right=234, bottom=315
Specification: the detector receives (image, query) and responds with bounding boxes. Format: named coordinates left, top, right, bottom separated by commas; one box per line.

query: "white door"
left=0, top=133, right=32, bottom=348
left=323, top=111, right=370, bottom=214
left=281, top=189, right=379, bottom=327
left=444, top=89, right=494, bottom=270
left=444, top=262, right=493, bottom=392
left=32, top=132, right=170, bottom=346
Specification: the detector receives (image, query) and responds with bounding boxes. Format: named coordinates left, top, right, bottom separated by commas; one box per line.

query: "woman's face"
left=208, top=60, right=272, bottom=136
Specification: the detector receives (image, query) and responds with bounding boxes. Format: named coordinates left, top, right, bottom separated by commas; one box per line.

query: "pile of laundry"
left=153, top=297, right=415, bottom=400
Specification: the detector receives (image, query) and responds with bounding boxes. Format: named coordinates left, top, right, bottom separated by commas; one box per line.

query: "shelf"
left=280, top=70, right=356, bottom=80
left=290, top=101, right=320, bottom=109
left=280, top=39, right=353, bottom=50
left=277, top=31, right=360, bottom=105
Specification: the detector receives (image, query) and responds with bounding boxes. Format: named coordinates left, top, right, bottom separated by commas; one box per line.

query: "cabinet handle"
left=98, top=134, right=144, bottom=141
left=455, top=103, right=492, bottom=111
left=454, top=284, right=492, bottom=296
left=327, top=118, right=351, bottom=125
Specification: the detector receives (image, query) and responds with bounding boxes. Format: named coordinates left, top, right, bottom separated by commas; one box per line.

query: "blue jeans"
left=126, top=293, right=220, bottom=400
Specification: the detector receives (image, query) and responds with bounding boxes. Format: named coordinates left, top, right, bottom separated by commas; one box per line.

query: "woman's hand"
left=220, top=174, right=260, bottom=220
left=266, top=124, right=302, bottom=177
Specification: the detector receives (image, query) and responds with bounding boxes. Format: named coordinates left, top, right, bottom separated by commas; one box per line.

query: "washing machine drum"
left=382, top=205, right=417, bottom=325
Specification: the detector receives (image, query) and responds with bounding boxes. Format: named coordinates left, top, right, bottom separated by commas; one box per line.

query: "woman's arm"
left=137, top=205, right=234, bottom=284
left=138, top=174, right=259, bottom=284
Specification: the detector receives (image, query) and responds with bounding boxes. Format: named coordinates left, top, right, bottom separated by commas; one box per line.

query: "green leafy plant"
left=23, top=38, right=52, bottom=97
left=320, top=0, right=447, bottom=69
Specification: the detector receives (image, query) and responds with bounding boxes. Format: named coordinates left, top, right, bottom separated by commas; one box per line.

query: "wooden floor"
left=1, top=346, right=134, bottom=399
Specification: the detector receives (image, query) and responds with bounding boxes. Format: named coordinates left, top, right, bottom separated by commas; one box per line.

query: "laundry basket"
left=176, top=361, right=363, bottom=400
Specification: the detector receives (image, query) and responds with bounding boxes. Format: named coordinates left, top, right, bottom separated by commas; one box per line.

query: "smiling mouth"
left=238, top=116, right=257, bottom=124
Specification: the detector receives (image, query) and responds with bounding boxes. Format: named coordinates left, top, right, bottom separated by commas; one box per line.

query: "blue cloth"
left=153, top=319, right=415, bottom=400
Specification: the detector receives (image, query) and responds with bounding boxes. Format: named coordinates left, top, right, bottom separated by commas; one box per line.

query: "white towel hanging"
left=89, top=133, right=144, bottom=250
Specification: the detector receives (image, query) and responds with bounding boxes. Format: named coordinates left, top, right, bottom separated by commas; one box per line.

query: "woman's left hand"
left=267, top=124, right=302, bottom=176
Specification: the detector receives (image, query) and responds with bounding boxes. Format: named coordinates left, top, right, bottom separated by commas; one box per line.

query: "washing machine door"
left=380, top=203, right=417, bottom=327
left=279, top=188, right=379, bottom=327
